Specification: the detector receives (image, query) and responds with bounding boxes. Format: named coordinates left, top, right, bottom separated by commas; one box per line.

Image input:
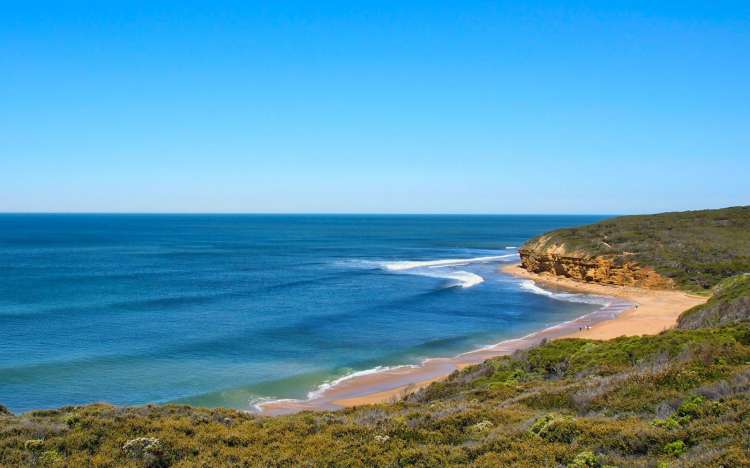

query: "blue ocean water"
left=0, top=214, right=608, bottom=413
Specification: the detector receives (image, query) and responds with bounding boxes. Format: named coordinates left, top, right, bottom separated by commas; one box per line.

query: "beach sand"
left=502, top=264, right=708, bottom=340
left=258, top=264, right=707, bottom=414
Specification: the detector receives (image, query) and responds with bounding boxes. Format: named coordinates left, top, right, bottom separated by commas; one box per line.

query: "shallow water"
left=0, top=214, right=608, bottom=413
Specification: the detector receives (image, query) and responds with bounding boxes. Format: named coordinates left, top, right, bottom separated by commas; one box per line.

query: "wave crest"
left=382, top=254, right=517, bottom=271
left=306, top=365, right=418, bottom=400
left=370, top=253, right=518, bottom=288
left=519, top=280, right=612, bottom=307
left=413, top=270, right=485, bottom=288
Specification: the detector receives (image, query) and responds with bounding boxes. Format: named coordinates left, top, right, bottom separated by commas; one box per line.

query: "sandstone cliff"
left=516, top=206, right=750, bottom=291
left=519, top=234, right=674, bottom=289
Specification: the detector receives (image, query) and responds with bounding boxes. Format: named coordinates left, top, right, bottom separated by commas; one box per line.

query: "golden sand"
left=502, top=264, right=707, bottom=340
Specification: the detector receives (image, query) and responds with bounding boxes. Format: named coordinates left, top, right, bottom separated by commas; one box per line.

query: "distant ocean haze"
left=0, top=214, right=609, bottom=412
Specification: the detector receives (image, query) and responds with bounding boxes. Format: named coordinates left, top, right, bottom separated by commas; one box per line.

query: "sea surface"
left=0, top=214, right=610, bottom=413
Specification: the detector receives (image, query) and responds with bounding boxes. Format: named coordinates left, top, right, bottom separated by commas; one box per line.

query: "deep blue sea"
left=0, top=214, right=609, bottom=413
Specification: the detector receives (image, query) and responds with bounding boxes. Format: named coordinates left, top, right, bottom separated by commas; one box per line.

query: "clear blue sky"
left=1, top=1, right=748, bottom=214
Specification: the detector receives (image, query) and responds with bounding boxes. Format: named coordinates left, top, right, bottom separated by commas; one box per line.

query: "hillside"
left=677, top=274, right=750, bottom=330
left=519, top=206, right=750, bottom=291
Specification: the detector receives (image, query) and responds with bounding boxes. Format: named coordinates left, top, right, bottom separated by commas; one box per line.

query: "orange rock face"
left=518, top=248, right=674, bottom=289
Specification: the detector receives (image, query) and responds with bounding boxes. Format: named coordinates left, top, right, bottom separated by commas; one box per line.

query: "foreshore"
left=258, top=264, right=707, bottom=415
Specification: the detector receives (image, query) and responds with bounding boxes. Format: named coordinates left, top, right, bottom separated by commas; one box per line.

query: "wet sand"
left=258, top=264, right=706, bottom=415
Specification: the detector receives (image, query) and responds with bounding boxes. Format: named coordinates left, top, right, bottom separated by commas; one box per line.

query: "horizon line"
left=0, top=211, right=621, bottom=216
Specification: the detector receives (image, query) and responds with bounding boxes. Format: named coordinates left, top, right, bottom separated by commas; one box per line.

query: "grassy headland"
left=519, top=206, right=750, bottom=291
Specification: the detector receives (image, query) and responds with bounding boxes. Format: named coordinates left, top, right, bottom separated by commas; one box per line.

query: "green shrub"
left=652, top=417, right=680, bottom=430
left=568, top=450, right=600, bottom=467
left=676, top=395, right=705, bottom=418
left=529, top=414, right=580, bottom=443
left=662, top=440, right=687, bottom=457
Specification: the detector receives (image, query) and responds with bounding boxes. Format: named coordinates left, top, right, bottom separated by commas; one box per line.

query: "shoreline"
left=257, top=263, right=708, bottom=415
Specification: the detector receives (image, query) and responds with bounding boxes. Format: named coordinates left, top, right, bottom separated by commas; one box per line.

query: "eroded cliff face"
left=519, top=236, right=674, bottom=289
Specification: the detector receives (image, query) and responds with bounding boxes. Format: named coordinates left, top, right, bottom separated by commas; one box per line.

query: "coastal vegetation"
left=519, top=206, right=750, bottom=291
left=677, top=273, right=750, bottom=329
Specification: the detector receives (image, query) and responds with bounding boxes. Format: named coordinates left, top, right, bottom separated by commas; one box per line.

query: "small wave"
left=343, top=253, right=516, bottom=289
left=505, top=246, right=516, bottom=249
left=253, top=364, right=419, bottom=411
left=306, top=365, right=418, bottom=400
left=411, top=270, right=485, bottom=288
left=250, top=397, right=298, bottom=413
left=380, top=254, right=517, bottom=288
left=519, top=280, right=612, bottom=307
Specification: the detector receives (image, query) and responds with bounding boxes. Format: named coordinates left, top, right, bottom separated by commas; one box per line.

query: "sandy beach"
left=258, top=264, right=707, bottom=415
left=502, top=264, right=708, bottom=340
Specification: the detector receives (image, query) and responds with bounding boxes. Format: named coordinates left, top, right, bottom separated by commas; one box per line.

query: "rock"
left=519, top=240, right=673, bottom=289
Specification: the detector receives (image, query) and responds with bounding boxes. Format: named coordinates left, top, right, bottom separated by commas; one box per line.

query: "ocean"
left=0, top=214, right=610, bottom=413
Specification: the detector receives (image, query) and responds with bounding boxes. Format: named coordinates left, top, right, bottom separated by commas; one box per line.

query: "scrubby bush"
left=662, top=440, right=687, bottom=457
left=568, top=450, right=600, bottom=467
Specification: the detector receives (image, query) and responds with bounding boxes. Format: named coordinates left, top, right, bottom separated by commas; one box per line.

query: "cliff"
left=518, top=206, right=750, bottom=291
left=519, top=236, right=674, bottom=289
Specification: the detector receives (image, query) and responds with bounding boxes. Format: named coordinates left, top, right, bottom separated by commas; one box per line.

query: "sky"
left=1, top=1, right=748, bottom=214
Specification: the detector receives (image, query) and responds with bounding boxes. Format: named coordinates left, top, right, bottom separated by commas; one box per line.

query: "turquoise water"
left=0, top=214, right=608, bottom=413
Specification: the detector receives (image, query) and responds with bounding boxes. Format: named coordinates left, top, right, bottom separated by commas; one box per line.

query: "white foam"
left=410, top=269, right=484, bottom=288
left=519, top=280, right=612, bottom=307
left=253, top=364, right=419, bottom=411
left=250, top=397, right=297, bottom=413
left=306, top=364, right=419, bottom=400
left=366, top=253, right=518, bottom=288
left=382, top=254, right=517, bottom=271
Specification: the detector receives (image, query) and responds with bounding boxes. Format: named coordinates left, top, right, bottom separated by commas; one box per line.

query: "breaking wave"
left=305, top=365, right=418, bottom=400
left=519, top=280, right=612, bottom=307
left=251, top=364, right=419, bottom=412
left=381, top=254, right=516, bottom=271
left=370, top=253, right=517, bottom=288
